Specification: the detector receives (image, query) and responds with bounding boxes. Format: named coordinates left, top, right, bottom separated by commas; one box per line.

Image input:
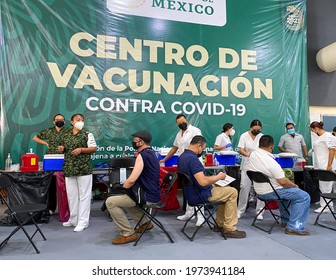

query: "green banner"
left=0, top=0, right=309, bottom=167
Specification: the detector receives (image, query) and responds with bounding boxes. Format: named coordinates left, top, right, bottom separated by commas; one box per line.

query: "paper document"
left=215, top=175, right=236, bottom=187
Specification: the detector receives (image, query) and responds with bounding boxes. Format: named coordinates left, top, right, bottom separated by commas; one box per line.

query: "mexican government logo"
left=285, top=5, right=304, bottom=31
left=107, top=0, right=227, bottom=26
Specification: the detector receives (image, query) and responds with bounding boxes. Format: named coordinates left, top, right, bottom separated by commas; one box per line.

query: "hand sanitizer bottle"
left=5, top=153, right=12, bottom=171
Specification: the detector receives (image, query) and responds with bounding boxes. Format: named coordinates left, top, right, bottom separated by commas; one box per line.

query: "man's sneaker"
left=314, top=206, right=333, bottom=213
left=134, top=221, right=154, bottom=233
left=112, top=233, right=138, bottom=245
left=256, top=213, right=264, bottom=220
left=196, top=217, right=205, bottom=227
left=177, top=213, right=195, bottom=221
left=222, top=229, right=247, bottom=239
left=285, top=228, right=310, bottom=236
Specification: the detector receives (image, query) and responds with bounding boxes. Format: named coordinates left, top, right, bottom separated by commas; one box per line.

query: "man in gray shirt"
left=278, top=122, right=309, bottom=161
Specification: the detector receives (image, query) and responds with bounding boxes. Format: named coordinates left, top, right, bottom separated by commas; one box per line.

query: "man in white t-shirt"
left=160, top=114, right=204, bottom=226
left=249, top=135, right=310, bottom=236
left=160, top=114, right=202, bottom=160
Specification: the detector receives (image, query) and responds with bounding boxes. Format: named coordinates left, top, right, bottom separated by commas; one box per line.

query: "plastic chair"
left=246, top=170, right=291, bottom=234
left=133, top=172, right=177, bottom=246
left=0, top=174, right=47, bottom=254
left=309, top=169, right=336, bottom=231
left=177, top=172, right=226, bottom=241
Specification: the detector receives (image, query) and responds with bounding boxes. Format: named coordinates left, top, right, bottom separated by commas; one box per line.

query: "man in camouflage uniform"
left=58, top=113, right=97, bottom=232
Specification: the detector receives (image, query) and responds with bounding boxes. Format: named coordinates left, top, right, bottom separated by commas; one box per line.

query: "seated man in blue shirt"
left=106, top=130, right=161, bottom=245
left=178, top=135, right=246, bottom=238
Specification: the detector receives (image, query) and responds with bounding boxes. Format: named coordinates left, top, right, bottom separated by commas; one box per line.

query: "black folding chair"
left=108, top=157, right=135, bottom=192
left=309, top=169, right=336, bottom=231
left=101, top=157, right=136, bottom=214
left=0, top=174, right=47, bottom=254
left=177, top=172, right=226, bottom=241
left=247, top=171, right=291, bottom=234
left=133, top=172, right=177, bottom=246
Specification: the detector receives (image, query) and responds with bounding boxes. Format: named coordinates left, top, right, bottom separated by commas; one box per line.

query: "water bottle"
left=5, top=153, right=12, bottom=171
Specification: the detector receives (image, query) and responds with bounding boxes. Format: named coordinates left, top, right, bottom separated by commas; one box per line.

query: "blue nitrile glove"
left=226, top=143, right=232, bottom=148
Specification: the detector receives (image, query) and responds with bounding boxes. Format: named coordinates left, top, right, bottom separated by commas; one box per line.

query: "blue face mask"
left=287, top=128, right=295, bottom=135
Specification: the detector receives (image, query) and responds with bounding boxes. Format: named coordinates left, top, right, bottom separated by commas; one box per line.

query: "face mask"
left=74, top=121, right=84, bottom=130
left=251, top=130, right=260, bottom=136
left=178, top=123, right=188, bottom=131
left=287, top=128, right=295, bottom=135
left=197, top=146, right=204, bottom=158
left=55, top=120, right=64, bottom=128
left=132, top=141, right=140, bottom=150
left=229, top=129, right=235, bottom=136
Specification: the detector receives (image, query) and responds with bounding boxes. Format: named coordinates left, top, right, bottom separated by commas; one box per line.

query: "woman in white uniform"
left=213, top=123, right=235, bottom=152
left=237, top=119, right=265, bottom=219
left=310, top=121, right=336, bottom=213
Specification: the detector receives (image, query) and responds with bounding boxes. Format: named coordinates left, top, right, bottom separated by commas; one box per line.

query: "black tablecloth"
left=0, top=171, right=53, bottom=225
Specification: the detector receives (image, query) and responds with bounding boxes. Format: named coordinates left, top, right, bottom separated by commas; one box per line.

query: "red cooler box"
left=266, top=201, right=278, bottom=210
left=159, top=166, right=180, bottom=211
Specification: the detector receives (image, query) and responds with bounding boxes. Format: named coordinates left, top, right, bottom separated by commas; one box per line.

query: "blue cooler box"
left=43, top=154, right=64, bottom=171
left=275, top=157, right=294, bottom=168
left=158, top=148, right=178, bottom=167
left=214, top=154, right=236, bottom=166
left=158, top=154, right=178, bottom=166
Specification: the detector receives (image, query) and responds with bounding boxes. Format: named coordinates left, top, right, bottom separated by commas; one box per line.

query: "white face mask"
left=229, top=129, right=235, bottom=136
left=74, top=121, right=84, bottom=130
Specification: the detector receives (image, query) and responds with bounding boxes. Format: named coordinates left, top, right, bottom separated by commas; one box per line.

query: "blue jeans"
left=257, top=188, right=310, bottom=232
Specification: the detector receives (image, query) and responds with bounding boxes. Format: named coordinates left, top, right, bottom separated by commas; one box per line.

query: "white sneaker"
left=256, top=213, right=264, bottom=220
left=74, top=225, right=88, bottom=232
left=314, top=206, right=333, bottom=213
left=63, top=221, right=76, bottom=227
left=196, top=217, right=205, bottom=227
left=177, top=213, right=195, bottom=221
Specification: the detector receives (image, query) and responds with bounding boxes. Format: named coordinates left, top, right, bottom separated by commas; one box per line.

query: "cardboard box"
left=43, top=154, right=64, bottom=171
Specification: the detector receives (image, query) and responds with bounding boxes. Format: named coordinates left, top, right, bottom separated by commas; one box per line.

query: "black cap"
left=131, top=130, right=152, bottom=143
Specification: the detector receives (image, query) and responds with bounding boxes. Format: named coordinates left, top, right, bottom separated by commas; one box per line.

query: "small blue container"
left=158, top=154, right=178, bottom=167
left=275, top=157, right=294, bottom=168
left=43, top=154, right=64, bottom=171
left=214, top=154, right=236, bottom=166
